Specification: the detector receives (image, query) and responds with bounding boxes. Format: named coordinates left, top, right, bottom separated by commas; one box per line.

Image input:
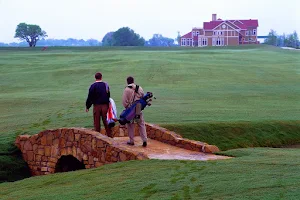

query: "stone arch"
left=15, top=127, right=148, bottom=176
left=55, top=155, right=85, bottom=173
left=15, top=124, right=219, bottom=176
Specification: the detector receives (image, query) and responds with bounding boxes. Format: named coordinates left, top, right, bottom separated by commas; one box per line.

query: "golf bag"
left=107, top=98, right=118, bottom=128
left=119, top=92, right=154, bottom=125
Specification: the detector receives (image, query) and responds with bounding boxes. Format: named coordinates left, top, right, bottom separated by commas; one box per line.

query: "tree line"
left=7, top=23, right=300, bottom=48
left=0, top=23, right=178, bottom=47
left=264, top=29, right=299, bottom=48
left=0, top=38, right=101, bottom=47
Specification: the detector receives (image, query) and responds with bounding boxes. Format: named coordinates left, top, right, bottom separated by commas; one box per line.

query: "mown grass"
left=0, top=45, right=300, bottom=198
left=1, top=148, right=300, bottom=200
left=1, top=45, right=299, bottom=138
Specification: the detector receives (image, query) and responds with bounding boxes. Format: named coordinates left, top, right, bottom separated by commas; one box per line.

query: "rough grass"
left=162, top=121, right=300, bottom=150
left=1, top=148, right=300, bottom=200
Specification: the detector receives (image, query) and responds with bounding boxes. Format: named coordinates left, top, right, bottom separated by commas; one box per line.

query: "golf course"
left=0, top=45, right=300, bottom=199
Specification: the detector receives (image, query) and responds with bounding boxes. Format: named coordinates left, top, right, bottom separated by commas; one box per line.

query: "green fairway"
left=1, top=148, right=300, bottom=200
left=0, top=45, right=300, bottom=198
left=0, top=45, right=299, bottom=137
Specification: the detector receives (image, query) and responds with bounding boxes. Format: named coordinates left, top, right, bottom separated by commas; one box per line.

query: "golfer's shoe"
left=142, top=141, right=147, bottom=147
left=127, top=141, right=135, bottom=146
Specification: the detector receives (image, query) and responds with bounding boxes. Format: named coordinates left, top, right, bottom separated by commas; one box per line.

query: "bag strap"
left=128, top=85, right=139, bottom=106
left=135, top=85, right=139, bottom=93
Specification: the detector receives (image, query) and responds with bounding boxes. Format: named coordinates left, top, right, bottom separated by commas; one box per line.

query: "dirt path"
left=113, top=137, right=231, bottom=161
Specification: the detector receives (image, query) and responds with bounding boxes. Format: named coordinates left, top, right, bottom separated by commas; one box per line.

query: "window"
left=217, top=38, right=220, bottom=46
left=181, top=38, right=186, bottom=46
left=214, top=31, right=223, bottom=36
left=186, top=38, right=192, bottom=46
left=202, top=38, right=208, bottom=46
left=196, top=31, right=200, bottom=36
left=253, top=29, right=256, bottom=35
left=245, top=31, right=249, bottom=36
left=199, top=38, right=207, bottom=46
left=192, top=31, right=195, bottom=36
left=213, top=38, right=224, bottom=46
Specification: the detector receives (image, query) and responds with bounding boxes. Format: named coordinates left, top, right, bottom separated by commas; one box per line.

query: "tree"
left=264, top=29, right=277, bottom=46
left=291, top=31, right=299, bottom=48
left=264, top=29, right=299, bottom=48
left=146, top=34, right=175, bottom=46
left=111, top=27, right=145, bottom=46
left=87, top=39, right=101, bottom=46
left=102, top=32, right=114, bottom=46
left=176, top=31, right=181, bottom=45
left=14, top=23, right=47, bottom=47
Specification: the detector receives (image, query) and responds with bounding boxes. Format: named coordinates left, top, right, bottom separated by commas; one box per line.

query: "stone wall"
left=106, top=123, right=219, bottom=153
left=15, top=128, right=148, bottom=176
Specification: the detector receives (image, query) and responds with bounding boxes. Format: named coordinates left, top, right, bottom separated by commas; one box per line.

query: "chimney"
left=212, top=14, right=217, bottom=21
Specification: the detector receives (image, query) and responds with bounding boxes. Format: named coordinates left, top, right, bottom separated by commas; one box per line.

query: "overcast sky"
left=0, top=0, right=299, bottom=43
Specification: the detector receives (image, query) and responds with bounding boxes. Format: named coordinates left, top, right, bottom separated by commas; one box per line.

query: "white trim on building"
left=212, top=37, right=225, bottom=46
left=198, top=37, right=208, bottom=47
left=212, top=22, right=239, bottom=31
left=181, top=38, right=186, bottom=46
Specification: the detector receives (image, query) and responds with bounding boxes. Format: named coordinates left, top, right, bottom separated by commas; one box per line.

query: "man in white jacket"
left=122, top=76, right=147, bottom=147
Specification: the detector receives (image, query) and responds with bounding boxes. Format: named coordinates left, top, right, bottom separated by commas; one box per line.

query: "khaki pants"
left=93, top=104, right=112, bottom=137
left=127, top=112, right=147, bottom=143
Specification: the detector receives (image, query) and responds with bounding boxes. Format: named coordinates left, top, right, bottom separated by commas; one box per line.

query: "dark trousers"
left=93, top=104, right=112, bottom=137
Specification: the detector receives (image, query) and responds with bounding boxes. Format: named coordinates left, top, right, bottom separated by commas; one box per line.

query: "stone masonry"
left=105, top=123, right=219, bottom=153
left=16, top=123, right=219, bottom=176
left=15, top=128, right=148, bottom=176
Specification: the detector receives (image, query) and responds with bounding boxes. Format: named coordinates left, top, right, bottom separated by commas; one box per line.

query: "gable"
left=181, top=32, right=192, bottom=39
left=232, top=19, right=258, bottom=29
left=212, top=21, right=240, bottom=33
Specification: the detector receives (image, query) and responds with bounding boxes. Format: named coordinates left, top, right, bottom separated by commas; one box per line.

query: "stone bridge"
left=16, top=123, right=225, bottom=176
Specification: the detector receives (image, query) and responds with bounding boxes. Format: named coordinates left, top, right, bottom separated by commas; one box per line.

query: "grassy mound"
left=162, top=121, right=300, bottom=150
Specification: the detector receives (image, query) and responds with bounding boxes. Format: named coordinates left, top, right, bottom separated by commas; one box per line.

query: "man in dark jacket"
left=86, top=72, right=112, bottom=137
